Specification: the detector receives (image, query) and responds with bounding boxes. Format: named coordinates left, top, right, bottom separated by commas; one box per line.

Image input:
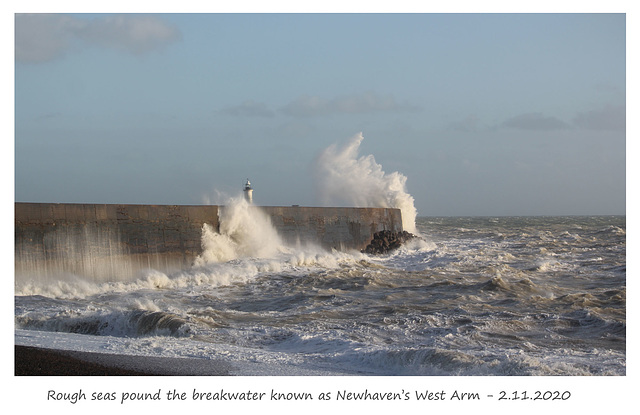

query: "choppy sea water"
left=15, top=215, right=625, bottom=376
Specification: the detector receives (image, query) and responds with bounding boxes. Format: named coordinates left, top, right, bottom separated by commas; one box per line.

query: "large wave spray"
left=193, top=196, right=284, bottom=264
left=314, top=132, right=418, bottom=234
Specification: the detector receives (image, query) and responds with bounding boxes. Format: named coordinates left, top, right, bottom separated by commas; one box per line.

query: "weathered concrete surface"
left=15, top=203, right=221, bottom=280
left=15, top=203, right=402, bottom=279
left=261, top=206, right=402, bottom=250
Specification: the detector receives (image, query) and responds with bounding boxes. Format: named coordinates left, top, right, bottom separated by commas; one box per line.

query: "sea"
left=14, top=214, right=626, bottom=376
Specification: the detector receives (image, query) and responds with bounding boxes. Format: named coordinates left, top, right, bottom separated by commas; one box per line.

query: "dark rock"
left=362, top=230, right=418, bottom=255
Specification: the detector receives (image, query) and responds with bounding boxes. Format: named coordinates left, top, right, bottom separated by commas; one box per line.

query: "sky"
left=13, top=10, right=627, bottom=216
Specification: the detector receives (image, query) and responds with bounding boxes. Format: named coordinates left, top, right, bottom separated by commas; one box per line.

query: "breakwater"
left=15, top=202, right=403, bottom=279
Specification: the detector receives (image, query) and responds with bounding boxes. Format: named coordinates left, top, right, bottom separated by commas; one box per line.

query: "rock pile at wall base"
left=362, top=230, right=418, bottom=255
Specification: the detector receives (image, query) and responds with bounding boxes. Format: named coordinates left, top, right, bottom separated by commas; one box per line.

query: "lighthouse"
left=243, top=179, right=253, bottom=204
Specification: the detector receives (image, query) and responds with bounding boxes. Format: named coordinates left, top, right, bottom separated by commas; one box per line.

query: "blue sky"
left=13, top=11, right=627, bottom=216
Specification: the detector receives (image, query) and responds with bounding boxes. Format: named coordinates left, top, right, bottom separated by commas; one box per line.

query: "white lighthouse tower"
left=243, top=179, right=253, bottom=204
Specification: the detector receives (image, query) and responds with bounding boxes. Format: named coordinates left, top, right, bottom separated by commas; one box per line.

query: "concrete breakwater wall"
left=15, top=202, right=403, bottom=279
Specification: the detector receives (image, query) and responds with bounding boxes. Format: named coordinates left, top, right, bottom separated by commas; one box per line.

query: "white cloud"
left=15, top=14, right=83, bottom=63
left=281, top=95, right=331, bottom=117
left=15, top=14, right=181, bottom=63
left=79, top=15, right=181, bottom=55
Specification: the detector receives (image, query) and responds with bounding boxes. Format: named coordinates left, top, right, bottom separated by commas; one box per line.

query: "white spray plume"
left=314, top=132, right=418, bottom=234
left=194, top=196, right=284, bottom=264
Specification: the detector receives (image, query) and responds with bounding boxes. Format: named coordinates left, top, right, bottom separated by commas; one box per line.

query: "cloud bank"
left=220, top=92, right=421, bottom=119
left=281, top=92, right=420, bottom=117
left=15, top=14, right=182, bottom=63
left=499, top=105, right=625, bottom=132
left=573, top=105, right=626, bottom=132
left=502, top=112, right=569, bottom=131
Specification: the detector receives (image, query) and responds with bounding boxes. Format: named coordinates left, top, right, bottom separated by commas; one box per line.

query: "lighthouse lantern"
left=243, top=179, right=253, bottom=204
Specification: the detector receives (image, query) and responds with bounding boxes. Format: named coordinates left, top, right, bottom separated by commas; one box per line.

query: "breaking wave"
left=194, top=196, right=285, bottom=265
left=314, top=132, right=418, bottom=234
left=16, top=308, right=191, bottom=338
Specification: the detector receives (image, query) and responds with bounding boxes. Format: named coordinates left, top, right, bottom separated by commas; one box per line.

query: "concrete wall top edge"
left=16, top=202, right=398, bottom=208
left=16, top=203, right=401, bottom=213
left=15, top=203, right=402, bottom=233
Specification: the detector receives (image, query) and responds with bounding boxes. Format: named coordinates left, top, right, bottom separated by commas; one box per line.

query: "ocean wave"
left=14, top=215, right=625, bottom=376
left=15, top=309, right=192, bottom=338
left=326, top=344, right=621, bottom=375
left=597, top=225, right=626, bottom=236
left=480, top=275, right=539, bottom=294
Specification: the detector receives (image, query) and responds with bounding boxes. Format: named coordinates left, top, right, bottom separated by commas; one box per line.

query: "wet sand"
left=15, top=345, right=232, bottom=376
